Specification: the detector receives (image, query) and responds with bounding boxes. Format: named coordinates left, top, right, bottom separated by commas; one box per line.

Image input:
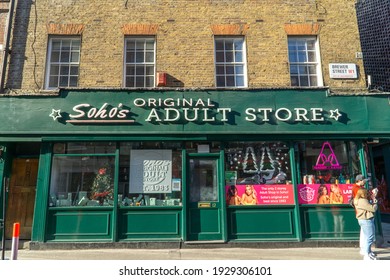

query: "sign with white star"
left=329, top=109, right=342, bottom=121
left=49, top=109, right=62, bottom=121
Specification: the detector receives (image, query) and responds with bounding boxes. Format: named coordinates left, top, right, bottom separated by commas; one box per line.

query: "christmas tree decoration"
left=243, top=147, right=258, bottom=173
left=91, top=167, right=113, bottom=205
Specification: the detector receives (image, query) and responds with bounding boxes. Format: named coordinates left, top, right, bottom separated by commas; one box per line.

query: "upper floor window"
left=214, top=37, right=247, bottom=88
left=45, top=37, right=81, bottom=89
left=287, top=36, right=323, bottom=87
left=124, top=37, right=155, bottom=88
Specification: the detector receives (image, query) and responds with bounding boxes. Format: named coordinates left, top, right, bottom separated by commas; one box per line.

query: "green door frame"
left=184, top=151, right=227, bottom=242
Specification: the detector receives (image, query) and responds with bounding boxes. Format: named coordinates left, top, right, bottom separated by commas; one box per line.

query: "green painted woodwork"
left=300, top=206, right=359, bottom=239
left=227, top=207, right=296, bottom=240
left=188, top=208, right=222, bottom=241
left=118, top=208, right=181, bottom=240
left=46, top=208, right=113, bottom=241
left=0, top=89, right=389, bottom=137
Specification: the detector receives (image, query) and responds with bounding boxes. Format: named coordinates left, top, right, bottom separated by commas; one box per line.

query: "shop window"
left=49, top=155, right=115, bottom=207
left=224, top=142, right=294, bottom=206
left=124, top=37, right=156, bottom=88
left=49, top=142, right=116, bottom=207
left=118, top=142, right=182, bottom=207
left=296, top=140, right=361, bottom=205
left=45, top=37, right=81, bottom=89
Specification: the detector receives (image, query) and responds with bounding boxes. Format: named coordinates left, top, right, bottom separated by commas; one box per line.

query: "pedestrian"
left=353, top=188, right=378, bottom=260
left=352, top=174, right=368, bottom=254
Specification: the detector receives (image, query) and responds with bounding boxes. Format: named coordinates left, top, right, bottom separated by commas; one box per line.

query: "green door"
left=187, top=155, right=224, bottom=242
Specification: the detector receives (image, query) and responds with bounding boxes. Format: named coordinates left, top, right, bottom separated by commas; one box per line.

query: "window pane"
left=226, top=65, right=234, bottom=75
left=60, top=51, right=70, bottom=63
left=290, top=65, right=298, bottom=74
left=51, top=41, right=61, bottom=50
left=298, top=66, right=307, bottom=75
left=216, top=65, right=225, bottom=75
left=225, top=41, right=234, bottom=50
left=70, top=66, right=79, bottom=75
left=135, top=77, right=144, bottom=87
left=50, top=51, right=60, bottom=62
left=291, top=76, right=299, bottom=86
left=297, top=41, right=306, bottom=51
left=126, top=65, right=135, bottom=75
left=126, top=76, right=134, bottom=87
left=136, top=65, right=145, bottom=75
left=308, top=65, right=317, bottom=74
left=70, top=52, right=79, bottom=63
left=145, top=51, right=154, bottom=63
left=236, top=75, right=244, bottom=87
left=59, top=76, right=69, bottom=87
left=49, top=76, right=58, bottom=88
left=225, top=51, right=233, bottom=62
left=69, top=76, right=78, bottom=87
left=234, top=40, right=243, bottom=51
left=126, top=41, right=135, bottom=50
left=216, top=76, right=225, bottom=87
left=297, top=51, right=307, bottom=62
left=145, top=76, right=154, bottom=87
left=215, top=40, right=224, bottom=50
left=235, top=65, right=244, bottom=74
left=145, top=41, right=154, bottom=50
left=60, top=65, right=69, bottom=75
left=216, top=51, right=225, bottom=63
left=299, top=76, right=309, bottom=86
left=226, top=76, right=235, bottom=87
left=309, top=76, right=318, bottom=86
left=307, top=40, right=316, bottom=50
left=61, top=40, right=71, bottom=50
left=308, top=51, right=317, bottom=62
left=136, top=52, right=144, bottom=63
left=50, top=65, right=59, bottom=75
left=235, top=51, right=243, bottom=62
left=136, top=41, right=144, bottom=50
left=71, top=40, right=80, bottom=50
left=288, top=52, right=297, bottom=63
left=145, top=65, right=154, bottom=75
left=126, top=51, right=135, bottom=63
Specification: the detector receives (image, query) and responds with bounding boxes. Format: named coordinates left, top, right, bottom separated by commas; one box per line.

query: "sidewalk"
left=2, top=223, right=390, bottom=261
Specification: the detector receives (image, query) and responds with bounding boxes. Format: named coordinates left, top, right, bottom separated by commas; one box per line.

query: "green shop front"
left=0, top=89, right=388, bottom=246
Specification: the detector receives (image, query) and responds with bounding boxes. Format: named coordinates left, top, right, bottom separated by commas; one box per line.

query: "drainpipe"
left=0, top=0, right=16, bottom=93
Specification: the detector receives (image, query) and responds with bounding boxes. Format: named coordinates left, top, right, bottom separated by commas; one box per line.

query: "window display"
left=296, top=140, right=361, bottom=205
left=118, top=142, right=183, bottom=207
left=49, top=155, right=115, bottom=207
left=224, top=142, right=294, bottom=205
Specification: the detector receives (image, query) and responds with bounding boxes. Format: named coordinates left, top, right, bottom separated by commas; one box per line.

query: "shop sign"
left=298, top=183, right=353, bottom=205
left=329, top=63, right=358, bottom=79
left=129, top=150, right=172, bottom=193
left=225, top=184, right=294, bottom=205
left=49, top=97, right=343, bottom=125
left=313, top=141, right=342, bottom=170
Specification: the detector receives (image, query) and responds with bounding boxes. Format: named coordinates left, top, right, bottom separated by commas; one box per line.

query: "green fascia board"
left=0, top=89, right=389, bottom=136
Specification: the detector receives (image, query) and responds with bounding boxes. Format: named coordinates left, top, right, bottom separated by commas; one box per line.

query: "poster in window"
left=129, top=150, right=172, bottom=194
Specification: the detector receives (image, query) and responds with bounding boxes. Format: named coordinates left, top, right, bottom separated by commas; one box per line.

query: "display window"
left=224, top=141, right=294, bottom=206
left=50, top=142, right=116, bottom=207
left=296, top=140, right=361, bottom=205
left=118, top=142, right=183, bottom=207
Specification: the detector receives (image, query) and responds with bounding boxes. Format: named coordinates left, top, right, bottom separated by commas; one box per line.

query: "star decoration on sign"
left=49, top=109, right=62, bottom=121
left=329, top=109, right=342, bottom=121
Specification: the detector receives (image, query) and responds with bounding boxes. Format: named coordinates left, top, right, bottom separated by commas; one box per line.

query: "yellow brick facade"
left=5, top=0, right=365, bottom=93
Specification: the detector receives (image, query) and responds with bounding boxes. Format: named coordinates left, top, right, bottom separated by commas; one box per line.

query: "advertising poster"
left=297, top=183, right=353, bottom=204
left=225, top=184, right=294, bottom=205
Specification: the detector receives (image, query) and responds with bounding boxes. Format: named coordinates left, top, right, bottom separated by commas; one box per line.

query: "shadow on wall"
left=6, top=0, right=33, bottom=90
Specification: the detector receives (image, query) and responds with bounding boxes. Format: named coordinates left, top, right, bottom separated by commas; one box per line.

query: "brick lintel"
left=284, top=23, right=320, bottom=35
left=47, top=23, right=84, bottom=35
left=122, top=24, right=158, bottom=35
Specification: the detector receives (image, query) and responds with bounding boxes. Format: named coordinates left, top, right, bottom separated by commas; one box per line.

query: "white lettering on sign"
left=245, top=107, right=324, bottom=122
left=51, top=97, right=342, bottom=124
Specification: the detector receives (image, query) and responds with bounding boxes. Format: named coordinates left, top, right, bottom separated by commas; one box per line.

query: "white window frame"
left=214, top=37, right=247, bottom=88
left=44, top=37, right=81, bottom=90
left=124, top=37, right=156, bottom=88
left=287, top=36, right=323, bottom=87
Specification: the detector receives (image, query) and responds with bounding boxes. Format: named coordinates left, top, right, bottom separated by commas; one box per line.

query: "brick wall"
left=6, top=0, right=365, bottom=92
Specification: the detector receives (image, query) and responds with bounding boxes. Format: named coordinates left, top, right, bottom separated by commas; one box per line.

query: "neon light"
left=313, top=141, right=342, bottom=170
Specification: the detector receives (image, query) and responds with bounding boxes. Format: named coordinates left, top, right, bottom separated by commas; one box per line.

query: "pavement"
left=1, top=222, right=390, bottom=261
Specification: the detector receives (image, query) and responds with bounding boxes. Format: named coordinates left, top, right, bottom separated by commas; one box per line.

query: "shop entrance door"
left=187, top=155, right=224, bottom=242
left=5, top=158, right=38, bottom=239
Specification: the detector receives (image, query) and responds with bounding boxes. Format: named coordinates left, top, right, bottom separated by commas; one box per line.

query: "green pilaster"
left=289, top=142, right=303, bottom=241
left=31, top=142, right=52, bottom=242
